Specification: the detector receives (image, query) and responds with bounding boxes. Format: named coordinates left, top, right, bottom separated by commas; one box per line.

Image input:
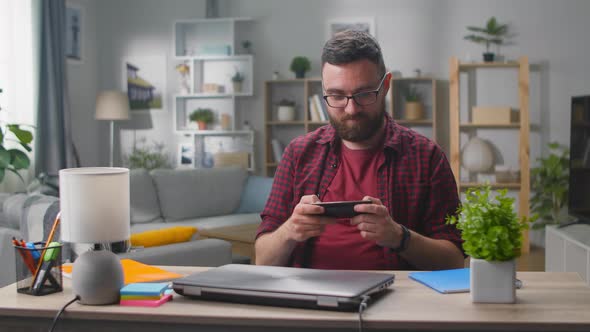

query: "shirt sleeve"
left=422, top=147, right=465, bottom=255
left=256, top=140, right=297, bottom=240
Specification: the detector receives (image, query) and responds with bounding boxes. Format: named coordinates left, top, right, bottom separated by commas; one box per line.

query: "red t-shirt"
left=310, top=143, right=389, bottom=269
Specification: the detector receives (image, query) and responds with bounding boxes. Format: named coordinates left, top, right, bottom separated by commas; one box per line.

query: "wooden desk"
left=199, top=223, right=258, bottom=260
left=1, top=267, right=590, bottom=332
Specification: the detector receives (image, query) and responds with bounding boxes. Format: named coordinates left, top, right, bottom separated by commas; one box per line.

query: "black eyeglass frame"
left=322, top=72, right=389, bottom=108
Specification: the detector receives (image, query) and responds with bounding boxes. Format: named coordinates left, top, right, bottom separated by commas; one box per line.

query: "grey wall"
left=67, top=0, right=590, bottom=173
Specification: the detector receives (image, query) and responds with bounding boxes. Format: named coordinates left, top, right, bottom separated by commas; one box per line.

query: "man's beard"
left=329, top=107, right=385, bottom=142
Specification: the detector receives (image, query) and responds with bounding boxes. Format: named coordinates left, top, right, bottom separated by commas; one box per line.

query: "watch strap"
left=390, top=224, right=411, bottom=253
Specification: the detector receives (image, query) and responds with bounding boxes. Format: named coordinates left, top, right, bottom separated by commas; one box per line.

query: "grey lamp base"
left=72, top=249, right=124, bottom=305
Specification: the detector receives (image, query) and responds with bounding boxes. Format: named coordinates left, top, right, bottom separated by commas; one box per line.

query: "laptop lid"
left=173, top=264, right=395, bottom=311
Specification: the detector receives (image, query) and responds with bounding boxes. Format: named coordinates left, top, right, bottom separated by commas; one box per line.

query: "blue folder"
left=408, top=268, right=469, bottom=294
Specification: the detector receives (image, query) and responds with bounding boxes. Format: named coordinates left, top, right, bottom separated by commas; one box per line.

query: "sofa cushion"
left=130, top=226, right=197, bottom=248
left=130, top=213, right=261, bottom=233
left=3, top=194, right=31, bottom=229
left=234, top=176, right=273, bottom=214
left=151, top=167, right=248, bottom=221
left=21, top=195, right=59, bottom=242
left=130, top=168, right=161, bottom=224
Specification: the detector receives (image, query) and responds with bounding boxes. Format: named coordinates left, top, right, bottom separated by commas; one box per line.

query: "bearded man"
left=255, top=30, right=465, bottom=270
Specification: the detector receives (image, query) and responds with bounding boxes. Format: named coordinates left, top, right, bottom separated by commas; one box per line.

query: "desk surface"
left=1, top=267, right=590, bottom=331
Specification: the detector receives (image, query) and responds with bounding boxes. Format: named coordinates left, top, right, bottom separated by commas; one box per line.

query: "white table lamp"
left=95, top=91, right=130, bottom=167
left=59, top=167, right=130, bottom=305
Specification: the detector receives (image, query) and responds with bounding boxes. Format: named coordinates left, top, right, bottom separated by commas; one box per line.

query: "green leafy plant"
left=530, top=142, right=570, bottom=229
left=0, top=88, right=33, bottom=183
left=289, top=56, right=311, bottom=77
left=241, top=40, right=252, bottom=53
left=277, top=98, right=295, bottom=107
left=446, top=186, right=533, bottom=261
left=231, top=68, right=245, bottom=82
left=123, top=138, right=171, bottom=171
left=404, top=86, right=422, bottom=102
left=189, top=108, right=214, bottom=124
left=464, top=16, right=508, bottom=54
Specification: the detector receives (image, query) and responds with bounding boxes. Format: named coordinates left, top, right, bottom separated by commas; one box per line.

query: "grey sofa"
left=0, top=166, right=273, bottom=288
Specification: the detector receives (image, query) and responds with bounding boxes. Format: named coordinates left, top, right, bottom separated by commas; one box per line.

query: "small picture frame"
left=65, top=2, right=83, bottom=64
left=177, top=143, right=194, bottom=168
left=326, top=17, right=375, bottom=40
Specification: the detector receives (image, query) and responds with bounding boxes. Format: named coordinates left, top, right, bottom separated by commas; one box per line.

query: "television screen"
left=569, top=96, right=590, bottom=222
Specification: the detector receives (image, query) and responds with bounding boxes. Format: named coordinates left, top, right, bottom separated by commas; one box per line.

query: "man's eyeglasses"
left=323, top=73, right=388, bottom=108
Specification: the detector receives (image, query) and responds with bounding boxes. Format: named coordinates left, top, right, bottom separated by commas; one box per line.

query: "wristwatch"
left=390, top=224, right=411, bottom=253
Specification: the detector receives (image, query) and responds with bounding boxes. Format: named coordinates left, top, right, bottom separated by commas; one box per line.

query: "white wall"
left=68, top=0, right=590, bottom=173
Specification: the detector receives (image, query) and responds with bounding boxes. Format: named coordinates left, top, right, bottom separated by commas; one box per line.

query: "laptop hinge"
left=316, top=296, right=338, bottom=307
left=184, top=285, right=202, bottom=296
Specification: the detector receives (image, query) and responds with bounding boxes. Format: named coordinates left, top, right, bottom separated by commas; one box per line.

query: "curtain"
left=35, top=0, right=78, bottom=177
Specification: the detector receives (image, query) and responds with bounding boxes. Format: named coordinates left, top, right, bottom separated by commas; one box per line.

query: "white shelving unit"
left=546, top=224, right=590, bottom=285
left=172, top=17, right=255, bottom=171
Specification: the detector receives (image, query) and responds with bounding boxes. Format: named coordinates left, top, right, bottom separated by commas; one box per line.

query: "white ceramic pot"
left=462, top=137, right=494, bottom=172
left=470, top=258, right=516, bottom=303
left=277, top=106, right=295, bottom=121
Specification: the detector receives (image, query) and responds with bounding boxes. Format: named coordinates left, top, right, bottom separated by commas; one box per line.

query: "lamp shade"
left=95, top=91, right=130, bottom=120
left=59, top=167, right=130, bottom=243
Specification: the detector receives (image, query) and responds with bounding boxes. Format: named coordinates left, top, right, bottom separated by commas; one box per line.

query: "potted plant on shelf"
left=231, top=69, right=245, bottom=93
left=447, top=185, right=533, bottom=303
left=530, top=142, right=570, bottom=245
left=403, top=86, right=424, bottom=120
left=464, top=16, right=508, bottom=62
left=290, top=56, right=311, bottom=79
left=0, top=88, right=33, bottom=184
left=189, top=108, right=214, bottom=130
left=276, top=99, right=296, bottom=121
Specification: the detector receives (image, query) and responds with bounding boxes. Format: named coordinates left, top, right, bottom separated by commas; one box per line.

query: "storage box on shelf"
left=172, top=17, right=254, bottom=170
left=449, top=56, right=530, bottom=251
left=263, top=78, right=326, bottom=176
left=388, top=77, right=438, bottom=141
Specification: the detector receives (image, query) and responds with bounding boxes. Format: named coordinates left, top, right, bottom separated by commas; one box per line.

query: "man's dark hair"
left=321, top=30, right=386, bottom=76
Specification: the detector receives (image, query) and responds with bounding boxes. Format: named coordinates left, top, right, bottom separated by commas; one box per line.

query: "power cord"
left=48, top=296, right=79, bottom=332
left=358, top=295, right=371, bottom=332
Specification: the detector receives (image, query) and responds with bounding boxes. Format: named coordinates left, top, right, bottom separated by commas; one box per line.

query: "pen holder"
left=14, top=241, right=63, bottom=296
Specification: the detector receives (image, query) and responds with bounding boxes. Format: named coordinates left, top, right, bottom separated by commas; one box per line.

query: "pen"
left=31, top=212, right=61, bottom=289
left=32, top=242, right=61, bottom=294
left=12, top=238, right=36, bottom=274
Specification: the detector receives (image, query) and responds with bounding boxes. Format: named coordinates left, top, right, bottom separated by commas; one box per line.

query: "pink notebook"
left=120, top=294, right=173, bottom=307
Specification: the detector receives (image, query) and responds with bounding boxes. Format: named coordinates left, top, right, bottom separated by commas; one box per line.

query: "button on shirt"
left=257, top=114, right=463, bottom=269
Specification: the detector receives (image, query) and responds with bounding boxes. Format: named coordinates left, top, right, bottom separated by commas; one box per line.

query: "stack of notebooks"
left=120, top=282, right=173, bottom=307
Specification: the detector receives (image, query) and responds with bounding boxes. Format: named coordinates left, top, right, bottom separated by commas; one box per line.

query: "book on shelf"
left=271, top=139, right=284, bottom=163
left=308, top=96, right=321, bottom=122
left=312, top=94, right=328, bottom=121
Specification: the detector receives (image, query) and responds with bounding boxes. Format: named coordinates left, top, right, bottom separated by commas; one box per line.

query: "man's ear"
left=383, top=72, right=392, bottom=94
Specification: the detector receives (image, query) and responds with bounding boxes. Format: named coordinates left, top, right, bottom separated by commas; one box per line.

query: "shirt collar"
left=315, top=113, right=402, bottom=153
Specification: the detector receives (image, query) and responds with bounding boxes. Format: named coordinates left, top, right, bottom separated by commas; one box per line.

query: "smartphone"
left=312, top=200, right=372, bottom=218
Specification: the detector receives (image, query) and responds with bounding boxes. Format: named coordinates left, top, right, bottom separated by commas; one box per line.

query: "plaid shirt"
left=257, top=114, right=463, bottom=269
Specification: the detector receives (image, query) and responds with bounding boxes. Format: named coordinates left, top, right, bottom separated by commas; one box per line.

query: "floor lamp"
left=95, top=91, right=130, bottom=167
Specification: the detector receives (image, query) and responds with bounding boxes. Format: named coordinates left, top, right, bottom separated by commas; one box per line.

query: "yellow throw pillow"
left=130, top=226, right=197, bottom=248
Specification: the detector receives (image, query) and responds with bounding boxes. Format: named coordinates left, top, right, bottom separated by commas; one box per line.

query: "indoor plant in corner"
left=189, top=108, right=214, bottom=130
left=464, top=16, right=508, bottom=62
left=403, top=86, right=424, bottom=120
left=447, top=186, right=532, bottom=303
left=231, top=68, right=245, bottom=93
left=0, top=88, right=33, bottom=184
left=290, top=56, right=311, bottom=79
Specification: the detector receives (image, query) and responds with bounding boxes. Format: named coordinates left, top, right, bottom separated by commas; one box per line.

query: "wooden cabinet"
left=449, top=56, right=530, bottom=251
left=172, top=18, right=255, bottom=170
left=263, top=78, right=326, bottom=176
left=388, top=77, right=438, bottom=141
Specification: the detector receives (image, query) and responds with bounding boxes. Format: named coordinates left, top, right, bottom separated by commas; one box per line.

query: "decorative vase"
left=295, top=71, right=305, bottom=79
left=197, top=121, right=207, bottom=130
left=404, top=102, right=424, bottom=120
left=232, top=81, right=243, bottom=93
left=483, top=52, right=495, bottom=62
left=462, top=137, right=494, bottom=172
left=470, top=258, right=516, bottom=303
left=277, top=106, right=295, bottom=121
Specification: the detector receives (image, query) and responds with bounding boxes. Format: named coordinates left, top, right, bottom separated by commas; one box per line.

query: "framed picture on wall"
left=122, top=55, right=166, bottom=112
left=65, top=2, right=83, bottom=64
left=326, top=17, right=375, bottom=40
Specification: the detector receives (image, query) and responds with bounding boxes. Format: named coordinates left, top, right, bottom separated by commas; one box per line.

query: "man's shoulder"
left=390, top=122, right=442, bottom=155
left=289, top=125, right=333, bottom=150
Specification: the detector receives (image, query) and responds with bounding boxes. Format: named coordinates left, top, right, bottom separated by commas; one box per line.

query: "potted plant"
left=231, top=68, right=245, bottom=93
left=241, top=40, right=252, bottom=54
left=189, top=108, right=214, bottom=130
left=403, top=86, right=424, bottom=120
left=276, top=99, right=296, bottom=121
left=530, top=142, right=570, bottom=245
left=290, top=56, right=311, bottom=79
left=0, top=88, right=33, bottom=184
left=464, top=16, right=508, bottom=62
left=447, top=185, right=532, bottom=303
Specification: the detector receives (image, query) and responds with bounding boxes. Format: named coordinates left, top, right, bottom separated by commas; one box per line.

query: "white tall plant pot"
left=470, top=258, right=516, bottom=303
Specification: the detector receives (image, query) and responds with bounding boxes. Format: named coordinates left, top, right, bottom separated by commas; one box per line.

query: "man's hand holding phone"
left=279, top=195, right=338, bottom=243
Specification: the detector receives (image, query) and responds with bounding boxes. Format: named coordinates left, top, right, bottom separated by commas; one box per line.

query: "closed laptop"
left=173, top=264, right=395, bottom=311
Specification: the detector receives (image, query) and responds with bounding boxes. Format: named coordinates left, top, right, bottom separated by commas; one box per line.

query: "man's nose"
left=344, top=98, right=361, bottom=115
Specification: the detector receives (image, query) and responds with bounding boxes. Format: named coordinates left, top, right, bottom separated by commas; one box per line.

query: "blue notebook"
left=408, top=268, right=469, bottom=294
left=120, top=282, right=171, bottom=296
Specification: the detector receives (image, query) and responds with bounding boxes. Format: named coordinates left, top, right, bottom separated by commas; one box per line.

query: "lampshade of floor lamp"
left=95, top=91, right=130, bottom=166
